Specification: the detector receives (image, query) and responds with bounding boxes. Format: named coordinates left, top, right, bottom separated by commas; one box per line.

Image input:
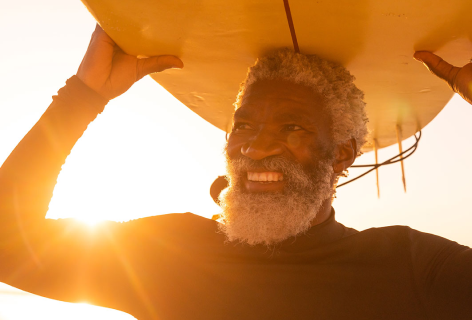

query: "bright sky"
left=2, top=1, right=472, bottom=319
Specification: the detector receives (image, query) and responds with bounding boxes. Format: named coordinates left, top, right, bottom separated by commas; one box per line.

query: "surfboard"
left=80, top=0, right=472, bottom=152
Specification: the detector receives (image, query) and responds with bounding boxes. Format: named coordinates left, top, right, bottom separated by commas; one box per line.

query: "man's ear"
left=332, top=138, right=357, bottom=174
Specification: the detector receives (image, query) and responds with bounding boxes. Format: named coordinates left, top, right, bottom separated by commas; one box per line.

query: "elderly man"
left=0, top=25, right=471, bottom=320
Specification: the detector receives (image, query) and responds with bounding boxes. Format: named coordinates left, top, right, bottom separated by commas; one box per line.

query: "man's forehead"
left=242, top=79, right=322, bottom=103
left=233, top=79, right=326, bottom=124
left=233, top=107, right=319, bottom=123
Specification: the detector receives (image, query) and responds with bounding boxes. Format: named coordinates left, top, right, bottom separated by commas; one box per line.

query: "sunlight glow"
left=103, top=228, right=158, bottom=318
left=0, top=284, right=135, bottom=320
left=47, top=79, right=226, bottom=224
left=73, top=217, right=104, bottom=227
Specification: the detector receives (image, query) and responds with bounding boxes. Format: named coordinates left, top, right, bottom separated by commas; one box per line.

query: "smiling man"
left=1, top=26, right=472, bottom=320
left=219, top=51, right=367, bottom=246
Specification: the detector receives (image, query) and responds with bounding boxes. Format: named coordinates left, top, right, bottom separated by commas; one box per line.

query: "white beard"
left=218, top=154, right=334, bottom=246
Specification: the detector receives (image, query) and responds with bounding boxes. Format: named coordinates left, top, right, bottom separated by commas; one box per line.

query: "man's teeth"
left=247, top=172, right=284, bottom=182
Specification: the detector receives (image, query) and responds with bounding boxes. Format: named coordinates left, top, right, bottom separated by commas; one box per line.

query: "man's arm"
left=0, top=25, right=183, bottom=317
left=0, top=24, right=182, bottom=225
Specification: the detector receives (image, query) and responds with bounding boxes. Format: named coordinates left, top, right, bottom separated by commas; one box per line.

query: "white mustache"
left=229, top=156, right=305, bottom=177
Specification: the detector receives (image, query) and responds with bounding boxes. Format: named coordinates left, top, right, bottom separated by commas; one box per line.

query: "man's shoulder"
left=116, top=212, right=223, bottom=243
left=123, top=211, right=216, bottom=229
left=351, top=224, right=469, bottom=255
left=359, top=225, right=462, bottom=243
left=358, top=224, right=413, bottom=236
left=345, top=224, right=412, bottom=242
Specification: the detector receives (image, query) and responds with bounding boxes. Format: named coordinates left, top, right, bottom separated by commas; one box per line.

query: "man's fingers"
left=81, top=24, right=117, bottom=66
left=137, top=55, right=184, bottom=80
left=414, top=51, right=461, bottom=89
left=77, top=24, right=120, bottom=94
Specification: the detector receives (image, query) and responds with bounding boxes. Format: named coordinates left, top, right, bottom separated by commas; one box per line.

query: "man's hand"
left=414, top=51, right=472, bottom=105
left=77, top=25, right=183, bottom=100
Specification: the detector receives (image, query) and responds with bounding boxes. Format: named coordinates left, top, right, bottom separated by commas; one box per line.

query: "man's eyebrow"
left=234, top=109, right=314, bottom=121
left=233, top=108, right=254, bottom=119
left=273, top=113, right=314, bottom=123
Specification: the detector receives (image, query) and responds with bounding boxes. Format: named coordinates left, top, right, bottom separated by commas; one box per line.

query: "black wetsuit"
left=1, top=77, right=471, bottom=320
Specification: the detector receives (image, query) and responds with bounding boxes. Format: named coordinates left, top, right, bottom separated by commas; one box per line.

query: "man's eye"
left=233, top=123, right=253, bottom=131
left=284, top=124, right=303, bottom=131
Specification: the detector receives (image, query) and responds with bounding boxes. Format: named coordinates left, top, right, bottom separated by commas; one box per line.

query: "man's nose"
left=241, top=131, right=284, bottom=160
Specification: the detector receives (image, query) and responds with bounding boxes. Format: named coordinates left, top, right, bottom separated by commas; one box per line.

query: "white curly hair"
left=234, top=49, right=369, bottom=155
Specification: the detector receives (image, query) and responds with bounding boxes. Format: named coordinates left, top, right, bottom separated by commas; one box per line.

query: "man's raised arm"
left=0, top=24, right=183, bottom=224
left=0, top=25, right=182, bottom=316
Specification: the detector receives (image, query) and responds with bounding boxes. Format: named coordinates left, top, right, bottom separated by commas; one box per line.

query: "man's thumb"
left=414, top=51, right=460, bottom=88
left=137, top=55, right=184, bottom=80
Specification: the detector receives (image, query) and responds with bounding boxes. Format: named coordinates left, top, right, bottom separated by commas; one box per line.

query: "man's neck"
left=310, top=198, right=333, bottom=227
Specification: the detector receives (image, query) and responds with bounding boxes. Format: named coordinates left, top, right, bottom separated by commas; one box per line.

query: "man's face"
left=219, top=79, right=337, bottom=246
left=227, top=79, right=333, bottom=188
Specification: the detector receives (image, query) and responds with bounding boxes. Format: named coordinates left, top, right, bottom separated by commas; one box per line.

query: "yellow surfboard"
left=81, top=0, right=472, bottom=152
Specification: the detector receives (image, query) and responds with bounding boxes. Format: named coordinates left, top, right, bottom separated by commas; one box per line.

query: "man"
left=0, top=25, right=471, bottom=320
